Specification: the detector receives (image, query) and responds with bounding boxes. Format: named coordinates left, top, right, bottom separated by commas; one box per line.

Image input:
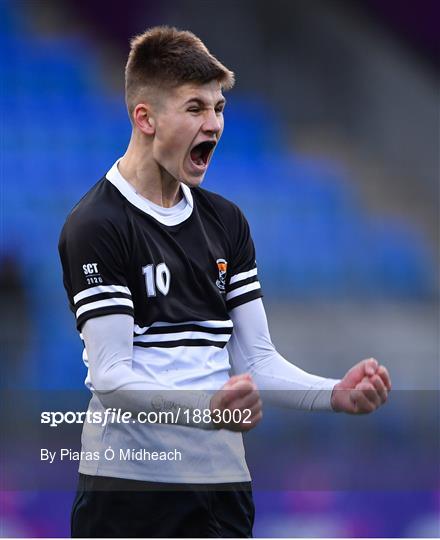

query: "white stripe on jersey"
left=76, top=298, right=134, bottom=318
left=226, top=281, right=261, bottom=301
left=133, top=319, right=233, bottom=335
left=229, top=267, right=258, bottom=285
left=133, top=331, right=232, bottom=343
left=74, top=285, right=131, bottom=304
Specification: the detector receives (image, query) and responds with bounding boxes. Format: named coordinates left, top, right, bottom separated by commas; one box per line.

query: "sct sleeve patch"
left=59, top=214, right=133, bottom=330
left=226, top=208, right=263, bottom=311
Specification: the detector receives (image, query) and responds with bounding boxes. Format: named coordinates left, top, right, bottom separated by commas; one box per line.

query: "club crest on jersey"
left=216, top=259, right=228, bottom=293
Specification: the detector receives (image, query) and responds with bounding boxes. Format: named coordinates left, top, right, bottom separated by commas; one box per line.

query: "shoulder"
left=59, top=177, right=129, bottom=247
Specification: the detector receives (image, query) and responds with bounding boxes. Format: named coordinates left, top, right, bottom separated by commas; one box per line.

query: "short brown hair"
left=125, top=26, right=235, bottom=120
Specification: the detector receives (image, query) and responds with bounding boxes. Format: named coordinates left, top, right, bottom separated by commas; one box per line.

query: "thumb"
left=223, top=373, right=252, bottom=389
left=222, top=379, right=255, bottom=406
left=342, top=358, right=378, bottom=389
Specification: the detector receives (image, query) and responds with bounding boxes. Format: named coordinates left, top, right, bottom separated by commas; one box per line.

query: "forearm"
left=82, top=314, right=213, bottom=427
left=229, top=300, right=340, bottom=411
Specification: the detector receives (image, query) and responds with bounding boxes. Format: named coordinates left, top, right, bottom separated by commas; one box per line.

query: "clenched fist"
left=331, top=358, right=391, bottom=414
left=210, top=373, right=262, bottom=431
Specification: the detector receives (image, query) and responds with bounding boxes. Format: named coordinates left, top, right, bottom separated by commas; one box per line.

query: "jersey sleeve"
left=59, top=214, right=134, bottom=331
left=226, top=207, right=263, bottom=311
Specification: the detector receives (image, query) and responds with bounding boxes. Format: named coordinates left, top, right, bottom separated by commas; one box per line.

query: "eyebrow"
left=184, top=97, right=226, bottom=107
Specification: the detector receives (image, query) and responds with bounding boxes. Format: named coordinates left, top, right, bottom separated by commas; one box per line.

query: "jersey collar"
left=106, top=159, right=194, bottom=226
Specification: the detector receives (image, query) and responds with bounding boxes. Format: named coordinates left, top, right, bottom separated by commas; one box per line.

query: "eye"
left=215, top=106, right=224, bottom=114
left=188, top=107, right=201, bottom=114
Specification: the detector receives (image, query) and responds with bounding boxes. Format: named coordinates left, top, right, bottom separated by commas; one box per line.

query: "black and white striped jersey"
left=59, top=160, right=264, bottom=483
left=59, top=160, right=263, bottom=392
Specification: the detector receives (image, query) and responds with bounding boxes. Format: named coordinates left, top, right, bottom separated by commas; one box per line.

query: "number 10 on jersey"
left=142, top=263, right=171, bottom=297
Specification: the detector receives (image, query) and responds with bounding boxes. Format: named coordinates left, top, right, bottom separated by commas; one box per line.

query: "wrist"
left=208, top=395, right=224, bottom=430
left=330, top=382, right=343, bottom=412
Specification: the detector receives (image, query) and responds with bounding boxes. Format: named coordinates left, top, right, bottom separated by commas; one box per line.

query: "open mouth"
left=189, top=140, right=216, bottom=168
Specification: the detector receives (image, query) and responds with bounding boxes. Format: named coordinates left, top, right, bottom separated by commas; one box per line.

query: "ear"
left=133, top=103, right=156, bottom=136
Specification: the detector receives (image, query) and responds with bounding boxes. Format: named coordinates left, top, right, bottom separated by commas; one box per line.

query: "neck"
left=118, top=131, right=182, bottom=208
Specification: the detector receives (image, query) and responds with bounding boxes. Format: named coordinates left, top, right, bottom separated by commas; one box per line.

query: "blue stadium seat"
left=1, top=2, right=435, bottom=385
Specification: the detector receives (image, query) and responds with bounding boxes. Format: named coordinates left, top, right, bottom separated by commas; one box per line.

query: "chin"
left=181, top=173, right=206, bottom=188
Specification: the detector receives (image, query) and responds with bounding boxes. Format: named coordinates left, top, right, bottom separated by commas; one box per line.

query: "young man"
left=59, top=26, right=391, bottom=538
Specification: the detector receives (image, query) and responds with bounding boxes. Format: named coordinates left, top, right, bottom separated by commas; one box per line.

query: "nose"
left=202, top=109, right=222, bottom=136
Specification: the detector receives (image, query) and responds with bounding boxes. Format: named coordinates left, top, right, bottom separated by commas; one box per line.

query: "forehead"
left=168, top=80, right=224, bottom=107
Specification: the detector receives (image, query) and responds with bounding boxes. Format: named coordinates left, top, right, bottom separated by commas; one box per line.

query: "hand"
left=331, top=358, right=391, bottom=414
left=210, top=373, right=262, bottom=431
